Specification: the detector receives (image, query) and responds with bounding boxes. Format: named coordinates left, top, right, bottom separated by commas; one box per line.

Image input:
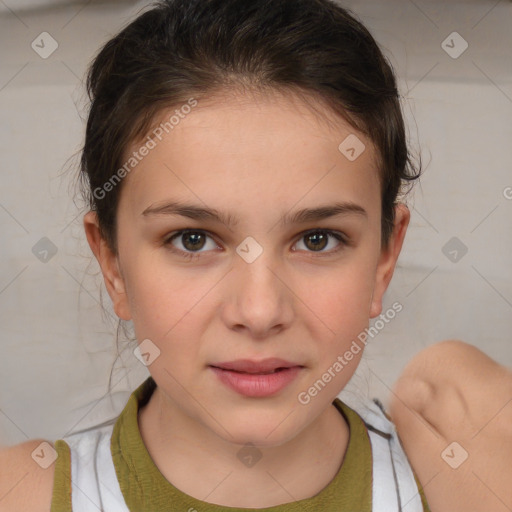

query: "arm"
left=389, top=340, right=512, bottom=512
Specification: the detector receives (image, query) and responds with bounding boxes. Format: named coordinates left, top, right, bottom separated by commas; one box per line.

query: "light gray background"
left=1, top=0, right=511, bottom=446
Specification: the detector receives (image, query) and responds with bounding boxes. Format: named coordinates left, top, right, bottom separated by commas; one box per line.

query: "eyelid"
left=165, top=228, right=221, bottom=248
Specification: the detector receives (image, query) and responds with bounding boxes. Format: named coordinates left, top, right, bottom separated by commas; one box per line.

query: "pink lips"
left=209, top=358, right=304, bottom=397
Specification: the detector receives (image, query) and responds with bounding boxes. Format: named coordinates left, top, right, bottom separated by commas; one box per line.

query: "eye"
left=293, top=229, right=347, bottom=255
left=164, top=230, right=219, bottom=260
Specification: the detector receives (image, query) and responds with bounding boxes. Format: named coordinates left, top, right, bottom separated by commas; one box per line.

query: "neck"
left=138, top=386, right=349, bottom=508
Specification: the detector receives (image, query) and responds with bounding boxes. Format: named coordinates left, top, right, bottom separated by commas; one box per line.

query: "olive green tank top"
left=50, top=376, right=430, bottom=511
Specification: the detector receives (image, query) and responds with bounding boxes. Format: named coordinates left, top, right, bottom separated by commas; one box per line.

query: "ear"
left=83, top=211, right=132, bottom=321
left=369, top=203, right=410, bottom=318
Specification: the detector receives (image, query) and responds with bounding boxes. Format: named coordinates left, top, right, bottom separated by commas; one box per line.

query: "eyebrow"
left=141, top=200, right=367, bottom=227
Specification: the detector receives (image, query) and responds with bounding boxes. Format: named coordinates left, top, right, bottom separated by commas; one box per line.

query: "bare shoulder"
left=390, top=339, right=512, bottom=435
left=0, top=439, right=56, bottom=512
left=389, top=340, right=512, bottom=512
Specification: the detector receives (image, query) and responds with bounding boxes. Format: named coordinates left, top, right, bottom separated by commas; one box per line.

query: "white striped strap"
left=64, top=423, right=130, bottom=512
left=361, top=398, right=424, bottom=512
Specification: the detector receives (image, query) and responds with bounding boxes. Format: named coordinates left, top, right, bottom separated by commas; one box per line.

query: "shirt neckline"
left=111, top=376, right=373, bottom=511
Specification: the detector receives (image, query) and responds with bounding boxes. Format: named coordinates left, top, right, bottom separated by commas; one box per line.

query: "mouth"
left=209, top=363, right=304, bottom=397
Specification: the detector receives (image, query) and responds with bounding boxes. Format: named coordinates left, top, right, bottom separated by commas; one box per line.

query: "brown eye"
left=165, top=229, right=218, bottom=260
left=294, top=229, right=347, bottom=255
left=181, top=232, right=206, bottom=251
left=304, top=232, right=329, bottom=251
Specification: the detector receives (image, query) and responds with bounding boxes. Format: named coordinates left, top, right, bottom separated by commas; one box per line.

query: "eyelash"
left=163, top=228, right=349, bottom=261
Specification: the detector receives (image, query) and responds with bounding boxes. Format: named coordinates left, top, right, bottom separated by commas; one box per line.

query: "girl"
left=2, top=0, right=509, bottom=511
left=54, top=0, right=426, bottom=508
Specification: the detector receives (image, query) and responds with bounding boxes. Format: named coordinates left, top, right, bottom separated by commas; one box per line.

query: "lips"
left=210, top=358, right=302, bottom=374
left=210, top=364, right=304, bottom=397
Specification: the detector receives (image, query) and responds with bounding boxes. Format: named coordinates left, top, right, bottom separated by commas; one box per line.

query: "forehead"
left=118, top=89, right=380, bottom=223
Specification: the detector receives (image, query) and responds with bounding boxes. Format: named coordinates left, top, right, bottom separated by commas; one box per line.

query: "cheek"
left=125, top=268, right=208, bottom=378
left=122, top=260, right=207, bottom=342
left=305, top=259, right=377, bottom=321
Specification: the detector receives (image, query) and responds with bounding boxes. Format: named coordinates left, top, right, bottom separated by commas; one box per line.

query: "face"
left=84, top=89, right=409, bottom=448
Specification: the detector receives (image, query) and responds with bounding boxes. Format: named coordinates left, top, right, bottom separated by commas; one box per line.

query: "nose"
left=220, top=247, right=294, bottom=339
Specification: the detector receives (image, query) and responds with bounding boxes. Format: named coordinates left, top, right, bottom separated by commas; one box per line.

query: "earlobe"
left=83, top=211, right=132, bottom=321
left=369, top=203, right=410, bottom=318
